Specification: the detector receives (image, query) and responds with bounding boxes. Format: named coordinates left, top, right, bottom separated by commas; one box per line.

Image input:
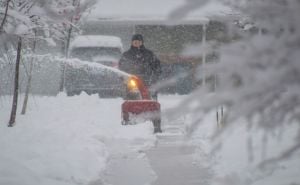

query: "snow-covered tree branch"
left=0, top=0, right=97, bottom=126
left=171, top=0, right=300, bottom=182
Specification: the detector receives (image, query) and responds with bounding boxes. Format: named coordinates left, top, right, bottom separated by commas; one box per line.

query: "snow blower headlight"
left=127, top=78, right=139, bottom=91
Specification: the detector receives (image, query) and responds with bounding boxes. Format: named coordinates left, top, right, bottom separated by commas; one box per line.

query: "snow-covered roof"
left=87, top=0, right=233, bottom=24
left=70, top=35, right=123, bottom=49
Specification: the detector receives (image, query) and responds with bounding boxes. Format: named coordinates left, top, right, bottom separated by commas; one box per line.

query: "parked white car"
left=69, top=35, right=123, bottom=68
left=65, top=35, right=127, bottom=97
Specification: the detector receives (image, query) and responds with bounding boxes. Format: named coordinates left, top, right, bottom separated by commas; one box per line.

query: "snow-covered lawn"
left=190, top=110, right=300, bottom=185
left=1, top=93, right=299, bottom=185
left=0, top=93, right=155, bottom=185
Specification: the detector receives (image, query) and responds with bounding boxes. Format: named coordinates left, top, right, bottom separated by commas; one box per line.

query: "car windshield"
left=70, top=47, right=121, bottom=61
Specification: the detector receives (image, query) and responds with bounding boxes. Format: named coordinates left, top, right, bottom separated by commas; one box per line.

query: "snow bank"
left=0, top=93, right=155, bottom=185
left=189, top=111, right=300, bottom=185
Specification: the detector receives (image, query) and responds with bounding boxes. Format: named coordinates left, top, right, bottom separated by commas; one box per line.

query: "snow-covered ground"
left=0, top=93, right=155, bottom=185
left=1, top=93, right=299, bottom=185
left=190, top=110, right=300, bottom=185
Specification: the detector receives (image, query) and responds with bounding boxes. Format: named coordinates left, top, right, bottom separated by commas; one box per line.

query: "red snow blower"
left=121, top=75, right=162, bottom=133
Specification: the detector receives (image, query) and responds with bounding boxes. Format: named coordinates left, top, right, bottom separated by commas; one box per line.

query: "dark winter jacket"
left=119, top=45, right=161, bottom=86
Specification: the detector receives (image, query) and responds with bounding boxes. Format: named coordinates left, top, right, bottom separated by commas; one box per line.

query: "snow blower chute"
left=121, top=75, right=162, bottom=133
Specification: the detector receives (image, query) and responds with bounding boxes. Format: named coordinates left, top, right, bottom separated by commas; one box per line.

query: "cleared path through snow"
left=146, top=121, right=213, bottom=185
left=96, top=122, right=213, bottom=185
left=93, top=95, right=213, bottom=185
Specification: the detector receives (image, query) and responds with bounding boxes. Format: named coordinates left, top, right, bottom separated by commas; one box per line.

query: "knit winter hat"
left=131, top=34, right=144, bottom=42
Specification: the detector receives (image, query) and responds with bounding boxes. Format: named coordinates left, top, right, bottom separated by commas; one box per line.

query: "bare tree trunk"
left=59, top=19, right=74, bottom=92
left=59, top=0, right=77, bottom=92
left=0, top=0, right=11, bottom=33
left=21, top=38, right=36, bottom=115
left=201, top=24, right=206, bottom=86
left=8, top=37, right=22, bottom=127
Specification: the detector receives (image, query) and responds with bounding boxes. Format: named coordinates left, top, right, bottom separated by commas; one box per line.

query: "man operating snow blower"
left=119, top=34, right=161, bottom=99
left=119, top=34, right=162, bottom=133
